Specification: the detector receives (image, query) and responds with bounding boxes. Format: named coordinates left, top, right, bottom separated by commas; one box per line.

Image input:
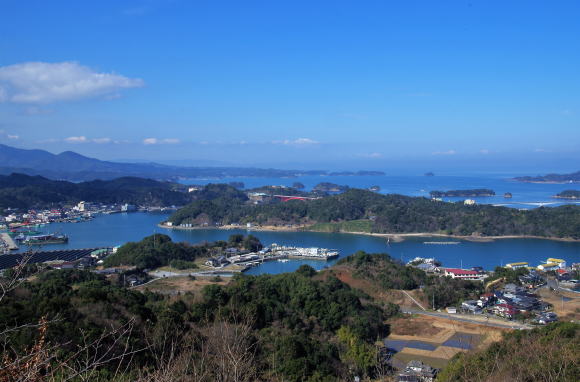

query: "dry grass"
left=135, top=276, right=229, bottom=297
left=536, top=288, right=580, bottom=321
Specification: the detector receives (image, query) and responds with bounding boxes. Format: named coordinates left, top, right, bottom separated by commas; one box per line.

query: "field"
left=386, top=315, right=508, bottom=369
left=308, top=219, right=373, bottom=233
left=134, top=275, right=229, bottom=298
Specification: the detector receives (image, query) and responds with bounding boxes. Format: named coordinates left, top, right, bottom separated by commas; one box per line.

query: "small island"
left=328, top=170, right=386, bottom=176
left=313, top=182, right=349, bottom=193
left=429, top=189, right=495, bottom=198
left=504, top=192, right=513, bottom=198
left=424, top=172, right=435, bottom=177
left=513, top=170, right=580, bottom=183
left=554, top=190, right=580, bottom=199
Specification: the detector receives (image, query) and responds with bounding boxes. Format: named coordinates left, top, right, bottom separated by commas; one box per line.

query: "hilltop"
left=0, top=173, right=193, bottom=210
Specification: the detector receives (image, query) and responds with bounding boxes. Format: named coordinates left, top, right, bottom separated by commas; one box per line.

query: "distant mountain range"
left=0, top=144, right=384, bottom=181
left=513, top=170, right=580, bottom=183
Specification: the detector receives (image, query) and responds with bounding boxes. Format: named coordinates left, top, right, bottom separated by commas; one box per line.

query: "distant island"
left=429, top=189, right=495, bottom=198
left=424, top=172, right=435, bottom=176
left=513, top=170, right=580, bottom=183
left=554, top=190, right=580, bottom=199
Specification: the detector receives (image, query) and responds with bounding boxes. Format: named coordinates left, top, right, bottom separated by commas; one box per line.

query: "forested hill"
left=168, top=187, right=580, bottom=239
left=0, top=173, right=194, bottom=210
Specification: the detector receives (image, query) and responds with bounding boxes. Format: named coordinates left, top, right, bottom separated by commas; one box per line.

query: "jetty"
left=1, top=233, right=19, bottom=251
left=423, top=241, right=460, bottom=245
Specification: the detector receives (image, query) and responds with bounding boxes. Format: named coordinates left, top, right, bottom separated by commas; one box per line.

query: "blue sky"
left=0, top=0, right=579, bottom=172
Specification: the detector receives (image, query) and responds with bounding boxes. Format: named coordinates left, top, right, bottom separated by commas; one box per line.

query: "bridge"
left=273, top=195, right=321, bottom=202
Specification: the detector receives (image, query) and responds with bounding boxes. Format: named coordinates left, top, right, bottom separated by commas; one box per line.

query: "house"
left=443, top=268, right=484, bottom=281
left=397, top=360, right=438, bottom=382
left=461, top=300, right=482, bottom=314
left=464, top=199, right=476, bottom=205
left=546, top=258, right=566, bottom=268
left=537, top=263, right=559, bottom=271
left=493, top=303, right=519, bottom=319
left=446, top=307, right=457, bottom=314
left=506, top=262, right=528, bottom=269
left=205, top=256, right=229, bottom=267
left=536, top=312, right=558, bottom=325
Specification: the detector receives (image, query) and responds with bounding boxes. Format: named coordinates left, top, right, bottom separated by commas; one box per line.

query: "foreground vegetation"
left=438, top=322, right=579, bottom=381
left=169, top=186, right=580, bottom=239
left=0, top=258, right=396, bottom=381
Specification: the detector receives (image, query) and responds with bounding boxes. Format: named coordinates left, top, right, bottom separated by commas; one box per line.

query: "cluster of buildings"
left=460, top=283, right=554, bottom=323
left=396, top=360, right=438, bottom=382
left=506, top=258, right=567, bottom=272
left=0, top=201, right=141, bottom=230
left=204, top=244, right=340, bottom=269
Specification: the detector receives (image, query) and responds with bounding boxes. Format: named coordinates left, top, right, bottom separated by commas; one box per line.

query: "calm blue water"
left=22, top=212, right=580, bottom=274
left=180, top=174, right=580, bottom=208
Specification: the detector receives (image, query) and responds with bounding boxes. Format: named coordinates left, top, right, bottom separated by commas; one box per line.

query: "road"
left=401, top=308, right=532, bottom=330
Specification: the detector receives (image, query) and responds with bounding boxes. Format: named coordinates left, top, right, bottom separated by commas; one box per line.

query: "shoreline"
left=158, top=223, right=580, bottom=243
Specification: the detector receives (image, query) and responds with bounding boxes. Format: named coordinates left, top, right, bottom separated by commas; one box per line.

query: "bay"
left=23, top=212, right=580, bottom=274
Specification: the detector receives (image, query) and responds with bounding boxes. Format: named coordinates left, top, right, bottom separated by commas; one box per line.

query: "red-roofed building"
left=443, top=268, right=485, bottom=281
left=556, top=269, right=568, bottom=275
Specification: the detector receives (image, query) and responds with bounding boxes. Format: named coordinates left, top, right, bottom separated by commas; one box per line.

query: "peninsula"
left=554, top=190, right=580, bottom=199
left=164, top=185, right=580, bottom=240
left=514, top=170, right=580, bottom=183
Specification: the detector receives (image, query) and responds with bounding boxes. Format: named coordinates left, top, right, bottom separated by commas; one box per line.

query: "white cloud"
left=479, top=149, right=490, bottom=154
left=143, top=137, right=180, bottom=145
left=0, top=61, right=144, bottom=103
left=534, top=148, right=550, bottom=153
left=7, top=134, right=19, bottom=140
left=65, top=136, right=88, bottom=143
left=432, top=149, right=456, bottom=155
left=273, top=138, right=319, bottom=146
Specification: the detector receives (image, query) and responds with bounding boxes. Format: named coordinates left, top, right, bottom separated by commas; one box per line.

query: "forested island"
left=514, top=170, right=580, bottom=183
left=167, top=185, right=580, bottom=240
left=554, top=190, right=580, bottom=199
left=429, top=189, right=495, bottom=198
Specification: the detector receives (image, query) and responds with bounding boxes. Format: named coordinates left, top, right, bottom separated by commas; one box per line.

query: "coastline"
left=158, top=223, right=580, bottom=243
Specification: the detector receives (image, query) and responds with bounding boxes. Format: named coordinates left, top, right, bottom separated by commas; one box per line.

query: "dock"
left=1, top=233, right=19, bottom=251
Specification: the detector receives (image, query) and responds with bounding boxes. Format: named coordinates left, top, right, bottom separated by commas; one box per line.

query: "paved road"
left=401, top=308, right=532, bottom=330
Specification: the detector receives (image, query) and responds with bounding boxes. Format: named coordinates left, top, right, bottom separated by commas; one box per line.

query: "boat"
left=22, top=233, right=69, bottom=245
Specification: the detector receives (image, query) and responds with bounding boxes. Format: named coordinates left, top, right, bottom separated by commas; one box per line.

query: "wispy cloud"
left=432, top=149, right=456, bottom=155
left=534, top=148, right=551, bottom=153
left=0, top=130, right=19, bottom=140
left=479, top=149, right=490, bottom=155
left=273, top=138, right=319, bottom=146
left=0, top=61, right=144, bottom=104
left=143, top=137, right=180, bottom=145
left=92, top=137, right=112, bottom=144
left=64, top=136, right=89, bottom=143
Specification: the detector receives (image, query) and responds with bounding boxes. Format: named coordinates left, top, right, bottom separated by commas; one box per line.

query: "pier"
left=1, top=233, right=19, bottom=251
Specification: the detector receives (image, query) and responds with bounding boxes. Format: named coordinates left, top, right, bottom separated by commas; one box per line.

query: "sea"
left=13, top=174, right=580, bottom=274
